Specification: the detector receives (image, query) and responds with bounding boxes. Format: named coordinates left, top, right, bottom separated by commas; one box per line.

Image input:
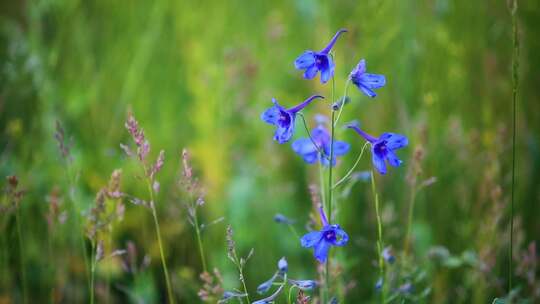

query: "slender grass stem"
left=287, top=224, right=300, bottom=239
left=370, top=171, right=385, bottom=304
left=237, top=262, right=250, bottom=304
left=146, top=180, right=175, bottom=304
left=333, top=142, right=369, bottom=189
left=319, top=162, right=326, bottom=210
left=15, top=207, right=28, bottom=304
left=193, top=210, right=208, bottom=273
left=287, top=284, right=297, bottom=304
left=403, top=184, right=417, bottom=257
left=334, top=79, right=351, bottom=128
left=90, top=241, right=96, bottom=304
left=509, top=0, right=519, bottom=293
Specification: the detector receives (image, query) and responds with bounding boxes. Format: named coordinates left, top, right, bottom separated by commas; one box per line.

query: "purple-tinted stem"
left=319, top=206, right=329, bottom=226
left=321, top=29, right=347, bottom=54
left=347, top=125, right=377, bottom=143
left=288, top=95, right=324, bottom=113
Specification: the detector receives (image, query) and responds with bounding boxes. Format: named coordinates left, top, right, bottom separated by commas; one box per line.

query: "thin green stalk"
left=509, top=0, right=519, bottom=292
left=146, top=180, right=175, bottom=304
left=298, top=113, right=327, bottom=158
left=64, top=162, right=91, bottom=294
left=193, top=211, right=208, bottom=273
left=370, top=171, right=385, bottom=304
left=333, top=142, right=369, bottom=189
left=90, top=241, right=96, bottom=304
left=319, top=161, right=326, bottom=210
left=287, top=224, right=299, bottom=239
left=334, top=79, right=351, bottom=128
left=237, top=262, right=250, bottom=304
left=404, top=184, right=417, bottom=257
left=287, top=285, right=297, bottom=304
left=15, top=208, right=28, bottom=304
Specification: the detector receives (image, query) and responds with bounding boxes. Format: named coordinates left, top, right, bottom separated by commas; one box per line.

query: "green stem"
left=287, top=284, right=297, bottom=304
left=90, top=241, right=96, bottom=304
left=333, top=142, right=369, bottom=189
left=333, top=79, right=351, bottom=128
left=370, top=171, right=385, bottom=304
left=404, top=184, right=417, bottom=257
left=319, top=161, right=326, bottom=210
left=298, top=113, right=327, bottom=158
left=193, top=211, right=208, bottom=273
left=237, top=262, right=250, bottom=303
left=146, top=180, right=175, bottom=304
left=287, top=224, right=300, bottom=239
left=509, top=0, right=519, bottom=292
left=15, top=207, right=28, bottom=304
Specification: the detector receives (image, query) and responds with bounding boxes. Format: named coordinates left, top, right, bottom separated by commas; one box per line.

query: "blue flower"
left=347, top=123, right=408, bottom=175
left=350, top=59, right=386, bottom=98
left=273, top=213, right=295, bottom=225
left=257, top=272, right=278, bottom=295
left=375, top=278, right=383, bottom=291
left=294, top=29, right=347, bottom=84
left=300, top=207, right=348, bottom=263
left=278, top=257, right=288, bottom=274
left=261, top=95, right=324, bottom=144
left=288, top=279, right=317, bottom=290
left=382, top=247, right=396, bottom=264
left=292, top=124, right=350, bottom=167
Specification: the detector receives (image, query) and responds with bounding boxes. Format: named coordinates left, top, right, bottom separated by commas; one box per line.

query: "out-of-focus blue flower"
left=300, top=207, right=349, bottom=262
left=219, top=291, right=247, bottom=303
left=294, top=29, right=347, bottom=84
left=398, top=282, right=414, bottom=294
left=350, top=59, right=386, bottom=98
left=278, top=257, right=288, bottom=274
left=347, top=122, right=408, bottom=175
left=288, top=279, right=318, bottom=290
left=375, top=278, right=383, bottom=291
left=273, top=213, right=295, bottom=225
left=257, top=272, right=278, bottom=295
left=292, top=124, right=350, bottom=167
left=382, top=247, right=396, bottom=264
left=261, top=95, right=324, bottom=144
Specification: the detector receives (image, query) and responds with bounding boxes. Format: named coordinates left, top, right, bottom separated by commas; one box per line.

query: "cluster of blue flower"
left=259, top=28, right=408, bottom=300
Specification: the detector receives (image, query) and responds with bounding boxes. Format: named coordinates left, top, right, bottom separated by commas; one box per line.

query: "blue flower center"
left=278, top=110, right=291, bottom=127
left=373, top=140, right=387, bottom=155
left=315, top=54, right=329, bottom=69
left=323, top=230, right=336, bottom=241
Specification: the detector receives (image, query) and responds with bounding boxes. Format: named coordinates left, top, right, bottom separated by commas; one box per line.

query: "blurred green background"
left=1, top=0, right=539, bottom=303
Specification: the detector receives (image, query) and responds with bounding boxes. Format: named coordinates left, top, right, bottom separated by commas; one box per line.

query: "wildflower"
left=218, top=291, right=247, bottom=303
left=273, top=213, right=295, bottom=225
left=278, top=257, right=288, bottom=273
left=347, top=122, right=408, bottom=175
left=261, top=95, right=324, bottom=144
left=257, top=272, right=278, bottom=294
left=382, top=247, right=396, bottom=264
left=300, top=207, right=349, bottom=262
left=294, top=29, right=348, bottom=83
left=288, top=279, right=317, bottom=291
left=375, top=278, right=383, bottom=291
left=292, top=124, right=349, bottom=166
left=350, top=59, right=386, bottom=98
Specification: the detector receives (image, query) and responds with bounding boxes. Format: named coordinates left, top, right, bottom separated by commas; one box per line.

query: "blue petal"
left=386, top=150, right=402, bottom=167
left=311, top=126, right=330, bottom=143
left=320, top=154, right=336, bottom=167
left=320, top=55, right=334, bottom=83
left=332, top=141, right=350, bottom=156
left=304, top=65, right=318, bottom=79
left=358, top=73, right=386, bottom=89
left=257, top=273, right=277, bottom=294
left=382, top=133, right=408, bottom=150
left=358, top=84, right=377, bottom=98
left=295, top=51, right=316, bottom=69
left=351, top=59, right=366, bottom=77
left=288, top=279, right=317, bottom=290
left=301, top=231, right=322, bottom=248
left=275, top=124, right=294, bottom=144
left=261, top=105, right=280, bottom=125
left=314, top=240, right=331, bottom=262
left=330, top=226, right=349, bottom=246
left=292, top=138, right=317, bottom=155
left=302, top=152, right=319, bottom=164
left=372, top=150, right=387, bottom=175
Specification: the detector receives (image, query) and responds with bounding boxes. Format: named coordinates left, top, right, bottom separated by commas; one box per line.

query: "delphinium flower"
left=292, top=123, right=350, bottom=166
left=254, top=257, right=317, bottom=303
left=382, top=246, right=396, bottom=264
left=294, top=29, right=348, bottom=83
left=349, top=59, right=386, bottom=98
left=300, top=207, right=349, bottom=263
left=261, top=95, right=324, bottom=144
left=347, top=122, right=408, bottom=175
